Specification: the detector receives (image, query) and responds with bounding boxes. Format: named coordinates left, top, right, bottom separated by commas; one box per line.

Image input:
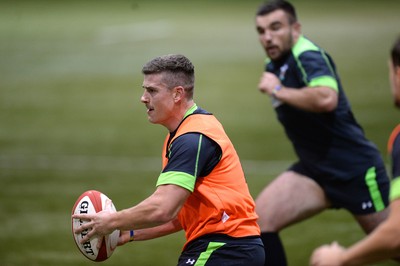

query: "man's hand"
left=258, top=72, right=281, bottom=95
left=310, top=242, right=346, bottom=266
left=72, top=199, right=116, bottom=247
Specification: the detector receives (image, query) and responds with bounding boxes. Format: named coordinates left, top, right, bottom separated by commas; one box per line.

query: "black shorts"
left=178, top=234, right=264, bottom=266
left=290, top=161, right=390, bottom=215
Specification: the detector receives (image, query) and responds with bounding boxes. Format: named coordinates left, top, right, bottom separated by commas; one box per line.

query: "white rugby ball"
left=71, top=190, right=120, bottom=262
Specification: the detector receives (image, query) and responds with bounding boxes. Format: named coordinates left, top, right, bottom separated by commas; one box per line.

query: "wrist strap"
left=129, top=230, right=135, bottom=242
left=272, top=84, right=282, bottom=96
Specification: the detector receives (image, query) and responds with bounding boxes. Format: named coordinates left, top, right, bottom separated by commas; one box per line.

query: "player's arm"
left=310, top=198, right=400, bottom=266
left=133, top=217, right=182, bottom=240
left=115, top=184, right=190, bottom=230
left=118, top=217, right=182, bottom=245
left=342, top=199, right=400, bottom=265
left=258, top=72, right=338, bottom=113
left=73, top=184, right=190, bottom=243
left=273, top=83, right=337, bottom=112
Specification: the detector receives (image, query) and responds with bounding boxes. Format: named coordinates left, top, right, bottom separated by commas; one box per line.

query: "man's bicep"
left=152, top=184, right=191, bottom=217
left=300, top=51, right=339, bottom=91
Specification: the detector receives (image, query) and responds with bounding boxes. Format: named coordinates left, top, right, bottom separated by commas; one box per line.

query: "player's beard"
left=270, top=30, right=295, bottom=63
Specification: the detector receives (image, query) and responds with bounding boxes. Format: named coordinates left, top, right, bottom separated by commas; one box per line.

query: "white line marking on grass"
left=0, top=154, right=289, bottom=175
left=97, top=21, right=174, bottom=45
left=243, top=160, right=289, bottom=175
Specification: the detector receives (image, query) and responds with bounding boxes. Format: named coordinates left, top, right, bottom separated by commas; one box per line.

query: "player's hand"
left=258, top=72, right=280, bottom=95
left=72, top=200, right=116, bottom=244
left=310, top=242, right=346, bottom=266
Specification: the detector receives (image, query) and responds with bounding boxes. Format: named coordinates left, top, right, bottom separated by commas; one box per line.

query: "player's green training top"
left=390, top=178, right=400, bottom=201
left=265, top=35, right=385, bottom=181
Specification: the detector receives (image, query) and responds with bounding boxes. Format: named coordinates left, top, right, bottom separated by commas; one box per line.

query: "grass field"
left=1, top=0, right=400, bottom=265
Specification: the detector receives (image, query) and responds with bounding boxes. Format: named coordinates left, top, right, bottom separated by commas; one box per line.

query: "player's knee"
left=256, top=209, right=285, bottom=232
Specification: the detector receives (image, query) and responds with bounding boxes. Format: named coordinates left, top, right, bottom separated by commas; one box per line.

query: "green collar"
left=183, top=103, right=197, bottom=119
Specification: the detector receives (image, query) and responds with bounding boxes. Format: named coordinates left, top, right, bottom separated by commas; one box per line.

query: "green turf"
left=1, top=0, right=399, bottom=265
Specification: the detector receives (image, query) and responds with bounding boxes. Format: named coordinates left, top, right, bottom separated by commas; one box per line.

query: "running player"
left=310, top=36, right=400, bottom=266
left=253, top=1, right=391, bottom=265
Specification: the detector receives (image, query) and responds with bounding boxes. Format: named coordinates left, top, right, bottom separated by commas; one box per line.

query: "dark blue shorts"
left=290, top=161, right=390, bottom=215
left=178, top=234, right=264, bottom=266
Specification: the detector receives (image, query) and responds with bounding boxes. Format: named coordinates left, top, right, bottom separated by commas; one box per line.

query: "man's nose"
left=140, top=92, right=148, bottom=103
left=262, top=31, right=272, bottom=42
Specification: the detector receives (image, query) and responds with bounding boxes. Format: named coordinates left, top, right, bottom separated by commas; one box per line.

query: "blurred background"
left=1, top=0, right=399, bottom=265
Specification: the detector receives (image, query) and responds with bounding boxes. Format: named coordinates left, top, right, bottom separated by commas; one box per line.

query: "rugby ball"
left=71, top=190, right=120, bottom=262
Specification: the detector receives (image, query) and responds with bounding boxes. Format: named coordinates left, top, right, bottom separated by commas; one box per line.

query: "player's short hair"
left=391, top=36, right=400, bottom=67
left=256, top=0, right=297, bottom=24
left=142, top=54, right=195, bottom=98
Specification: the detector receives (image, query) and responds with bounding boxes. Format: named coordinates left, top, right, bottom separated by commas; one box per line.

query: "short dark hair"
left=256, top=0, right=297, bottom=24
left=391, top=36, right=400, bottom=67
left=142, top=54, right=195, bottom=93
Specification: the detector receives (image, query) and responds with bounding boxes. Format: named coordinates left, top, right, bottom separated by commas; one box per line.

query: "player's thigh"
left=256, top=171, right=330, bottom=231
left=354, top=208, right=390, bottom=234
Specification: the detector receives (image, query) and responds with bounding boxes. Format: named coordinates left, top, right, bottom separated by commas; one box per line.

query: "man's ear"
left=292, top=22, right=301, bottom=40
left=394, top=65, right=400, bottom=89
left=395, top=65, right=400, bottom=77
left=173, top=86, right=185, bottom=102
left=394, top=66, right=400, bottom=107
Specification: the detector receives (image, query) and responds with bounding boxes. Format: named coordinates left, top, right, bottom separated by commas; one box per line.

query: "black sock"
left=261, top=232, right=287, bottom=266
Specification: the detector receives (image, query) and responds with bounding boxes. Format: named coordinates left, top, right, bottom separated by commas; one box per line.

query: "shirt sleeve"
left=390, top=178, right=400, bottom=201
left=298, top=50, right=339, bottom=92
left=156, top=133, right=222, bottom=192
